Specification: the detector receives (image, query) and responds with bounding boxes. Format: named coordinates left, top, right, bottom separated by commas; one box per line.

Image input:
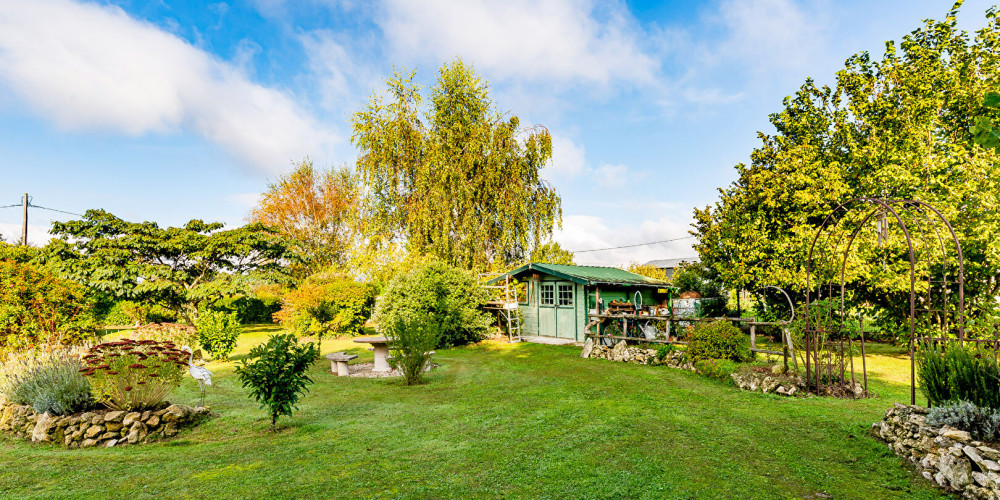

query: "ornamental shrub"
left=374, top=258, right=491, bottom=348
left=384, top=312, right=440, bottom=385
left=195, top=310, right=241, bottom=360
left=0, top=346, right=94, bottom=414
left=917, top=342, right=1000, bottom=409
left=235, top=333, right=317, bottom=432
left=81, top=339, right=186, bottom=411
left=275, top=271, right=375, bottom=349
left=927, top=400, right=1000, bottom=442
left=694, top=358, right=739, bottom=382
left=0, top=258, right=97, bottom=350
left=686, top=320, right=752, bottom=362
left=131, top=322, right=199, bottom=348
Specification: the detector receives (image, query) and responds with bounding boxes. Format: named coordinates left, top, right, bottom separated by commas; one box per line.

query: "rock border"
left=874, top=403, right=1000, bottom=499
left=0, top=402, right=210, bottom=448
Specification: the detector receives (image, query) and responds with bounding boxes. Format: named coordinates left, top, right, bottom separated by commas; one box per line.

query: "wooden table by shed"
left=353, top=336, right=392, bottom=372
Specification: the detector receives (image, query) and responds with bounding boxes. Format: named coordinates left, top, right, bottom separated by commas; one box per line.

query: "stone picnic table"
left=353, top=336, right=392, bottom=372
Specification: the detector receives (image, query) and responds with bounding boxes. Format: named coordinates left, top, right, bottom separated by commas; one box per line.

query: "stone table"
left=353, top=336, right=392, bottom=372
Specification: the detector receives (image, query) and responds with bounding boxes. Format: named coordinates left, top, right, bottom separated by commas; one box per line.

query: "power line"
left=570, top=235, right=696, bottom=254
left=0, top=204, right=20, bottom=209
left=29, top=204, right=84, bottom=217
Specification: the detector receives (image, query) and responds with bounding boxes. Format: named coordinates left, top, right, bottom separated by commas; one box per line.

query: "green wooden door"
left=556, top=282, right=577, bottom=339
left=538, top=282, right=557, bottom=337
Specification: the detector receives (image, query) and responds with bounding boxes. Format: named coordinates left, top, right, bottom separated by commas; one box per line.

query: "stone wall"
left=581, top=339, right=695, bottom=371
left=0, top=402, right=209, bottom=448
left=874, top=403, right=1000, bottom=499
left=730, top=370, right=804, bottom=397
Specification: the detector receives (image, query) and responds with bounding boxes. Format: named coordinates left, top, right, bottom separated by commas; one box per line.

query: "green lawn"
left=0, top=326, right=947, bottom=499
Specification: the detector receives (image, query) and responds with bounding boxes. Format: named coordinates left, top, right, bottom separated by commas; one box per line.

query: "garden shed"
left=488, top=263, right=674, bottom=342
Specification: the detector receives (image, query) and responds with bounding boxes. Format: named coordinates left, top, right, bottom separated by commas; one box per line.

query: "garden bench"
left=325, top=352, right=358, bottom=376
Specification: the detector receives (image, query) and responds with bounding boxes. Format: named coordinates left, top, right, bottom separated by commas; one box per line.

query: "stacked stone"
left=581, top=339, right=696, bottom=371
left=0, top=402, right=209, bottom=448
left=874, top=403, right=1000, bottom=499
left=731, top=370, right=804, bottom=397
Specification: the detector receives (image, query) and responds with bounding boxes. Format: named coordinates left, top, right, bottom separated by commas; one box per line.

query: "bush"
left=275, top=271, right=376, bottom=349
left=686, top=320, right=752, bottom=362
left=0, top=259, right=97, bottom=350
left=384, top=312, right=439, bottom=385
left=655, top=343, right=675, bottom=362
left=213, top=295, right=282, bottom=324
left=0, top=346, right=94, bottom=414
left=195, top=310, right=241, bottom=360
left=917, top=342, right=1000, bottom=409
left=235, top=333, right=317, bottom=432
left=81, top=339, right=186, bottom=411
left=131, top=323, right=199, bottom=350
left=694, top=358, right=739, bottom=382
left=927, top=400, right=1000, bottom=442
left=374, top=258, right=491, bottom=349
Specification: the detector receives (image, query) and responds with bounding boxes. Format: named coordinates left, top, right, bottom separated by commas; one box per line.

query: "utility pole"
left=21, top=192, right=28, bottom=246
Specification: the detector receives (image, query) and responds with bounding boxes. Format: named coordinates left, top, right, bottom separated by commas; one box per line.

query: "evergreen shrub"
left=917, top=342, right=1000, bottom=409
left=686, top=320, right=752, bottom=362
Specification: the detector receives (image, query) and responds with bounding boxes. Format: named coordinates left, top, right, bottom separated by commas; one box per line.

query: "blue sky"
left=0, top=0, right=994, bottom=265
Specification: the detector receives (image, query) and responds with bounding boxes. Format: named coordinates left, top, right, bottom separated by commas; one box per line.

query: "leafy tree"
left=625, top=262, right=668, bottom=282
left=971, top=92, right=1000, bottom=153
left=529, top=241, right=575, bottom=265
left=235, top=333, right=317, bottom=432
left=274, top=270, right=375, bottom=350
left=248, top=159, right=361, bottom=278
left=352, top=59, right=562, bottom=271
left=374, top=258, right=491, bottom=349
left=46, top=210, right=295, bottom=325
left=693, top=3, right=1000, bottom=337
left=0, top=255, right=97, bottom=350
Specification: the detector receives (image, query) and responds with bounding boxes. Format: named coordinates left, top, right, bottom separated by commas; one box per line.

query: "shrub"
left=101, top=300, right=148, bottom=325
left=374, top=258, right=491, bottom=349
left=0, top=259, right=97, bottom=350
left=686, top=320, right=752, bottom=362
left=384, top=312, right=440, bottom=385
left=131, top=322, right=199, bottom=350
left=235, top=333, right=317, bottom=432
left=0, top=346, right=94, bottom=414
left=276, top=271, right=376, bottom=349
left=195, top=310, right=241, bottom=360
left=655, top=343, right=675, bottom=362
left=81, top=339, right=186, bottom=411
left=927, top=400, right=1000, bottom=442
left=917, top=342, right=1000, bottom=409
left=213, top=295, right=282, bottom=324
left=694, top=358, right=739, bottom=382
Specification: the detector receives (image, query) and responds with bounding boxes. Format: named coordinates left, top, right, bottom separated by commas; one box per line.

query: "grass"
left=0, top=325, right=948, bottom=499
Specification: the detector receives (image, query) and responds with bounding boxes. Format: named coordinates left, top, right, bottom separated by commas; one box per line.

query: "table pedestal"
left=372, top=344, right=392, bottom=372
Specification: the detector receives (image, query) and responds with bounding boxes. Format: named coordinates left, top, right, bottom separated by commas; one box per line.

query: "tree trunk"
left=270, top=413, right=277, bottom=432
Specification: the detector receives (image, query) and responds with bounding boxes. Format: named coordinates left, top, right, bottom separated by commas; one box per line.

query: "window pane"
left=540, top=284, right=554, bottom=305
left=558, top=284, right=573, bottom=306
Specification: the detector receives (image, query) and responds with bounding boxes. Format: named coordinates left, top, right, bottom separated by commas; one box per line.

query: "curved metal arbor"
left=805, top=198, right=965, bottom=404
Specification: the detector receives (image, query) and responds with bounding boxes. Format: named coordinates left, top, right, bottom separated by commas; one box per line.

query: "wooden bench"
left=325, top=352, right=358, bottom=376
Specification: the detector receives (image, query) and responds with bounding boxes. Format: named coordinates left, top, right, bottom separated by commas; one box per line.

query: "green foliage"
left=276, top=271, right=375, bottom=349
left=693, top=5, right=1000, bottom=333
left=212, top=295, right=282, bottom=324
left=384, top=313, right=440, bottom=385
left=374, top=258, right=491, bottom=349
left=694, top=359, right=739, bottom=382
left=0, top=346, right=94, bottom=415
left=917, top=342, right=1000, bottom=409
left=529, top=241, right=575, bottom=266
left=46, top=209, right=295, bottom=325
left=927, top=400, right=1000, bottom=441
left=235, top=333, right=317, bottom=431
left=971, top=92, right=1000, bottom=153
left=195, top=310, right=241, bottom=360
left=671, top=261, right=722, bottom=298
left=352, top=59, right=562, bottom=271
left=82, top=339, right=186, bottom=411
left=0, top=258, right=97, bottom=350
left=686, top=320, right=752, bottom=363
left=655, top=343, right=675, bottom=362
left=131, top=323, right=199, bottom=350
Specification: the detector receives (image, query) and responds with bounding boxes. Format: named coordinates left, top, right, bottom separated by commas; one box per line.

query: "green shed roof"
left=488, top=263, right=673, bottom=288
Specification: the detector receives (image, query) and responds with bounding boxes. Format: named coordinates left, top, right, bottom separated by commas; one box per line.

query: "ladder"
left=481, top=273, right=523, bottom=342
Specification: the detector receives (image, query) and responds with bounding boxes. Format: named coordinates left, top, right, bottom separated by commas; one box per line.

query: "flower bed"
left=0, top=402, right=209, bottom=448
left=874, top=403, right=1000, bottom=499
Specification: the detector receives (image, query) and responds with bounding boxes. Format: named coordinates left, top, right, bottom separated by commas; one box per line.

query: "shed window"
left=558, top=284, right=573, bottom=306
left=540, top=284, right=554, bottom=305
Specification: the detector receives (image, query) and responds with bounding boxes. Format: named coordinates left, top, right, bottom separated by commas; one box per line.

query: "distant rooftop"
left=644, top=257, right=699, bottom=269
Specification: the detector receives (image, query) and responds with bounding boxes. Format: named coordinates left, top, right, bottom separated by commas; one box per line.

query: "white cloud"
left=378, top=0, right=659, bottom=86
left=555, top=214, right=696, bottom=267
left=593, top=163, right=630, bottom=187
left=547, top=133, right=587, bottom=179
left=227, top=192, right=261, bottom=210
left=716, top=0, right=830, bottom=74
left=0, top=223, right=53, bottom=247
left=0, top=0, right=336, bottom=175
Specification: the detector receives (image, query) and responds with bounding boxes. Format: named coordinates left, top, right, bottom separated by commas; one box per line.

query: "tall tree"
left=529, top=241, right=575, bottom=266
left=47, top=210, right=295, bottom=325
left=351, top=59, right=562, bottom=271
left=694, top=2, right=1000, bottom=336
left=248, top=159, right=360, bottom=277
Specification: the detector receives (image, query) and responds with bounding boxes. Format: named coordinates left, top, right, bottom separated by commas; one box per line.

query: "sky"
left=0, top=0, right=995, bottom=266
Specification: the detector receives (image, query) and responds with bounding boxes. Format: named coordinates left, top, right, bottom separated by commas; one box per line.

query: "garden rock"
left=580, top=338, right=594, bottom=358
left=874, top=404, right=1000, bottom=498
left=31, top=413, right=58, bottom=443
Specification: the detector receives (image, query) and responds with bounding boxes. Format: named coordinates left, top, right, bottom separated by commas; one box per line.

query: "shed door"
left=538, top=283, right=557, bottom=337
left=556, top=283, right=577, bottom=339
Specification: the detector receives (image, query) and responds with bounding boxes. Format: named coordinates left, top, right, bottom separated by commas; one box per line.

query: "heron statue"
left=181, top=346, right=213, bottom=407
